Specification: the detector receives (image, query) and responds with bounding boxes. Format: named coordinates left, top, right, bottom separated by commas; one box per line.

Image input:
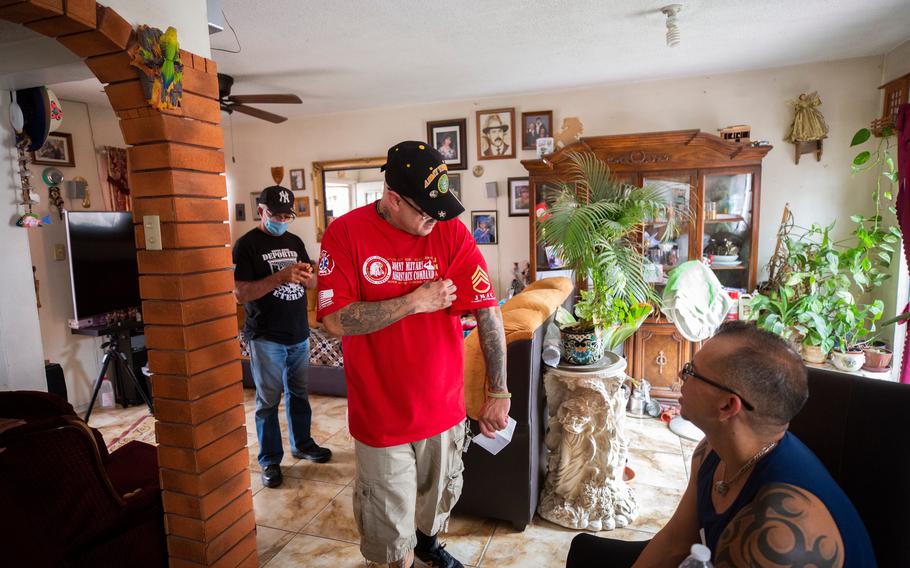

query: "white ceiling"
left=208, top=0, right=910, bottom=118
left=16, top=0, right=910, bottom=119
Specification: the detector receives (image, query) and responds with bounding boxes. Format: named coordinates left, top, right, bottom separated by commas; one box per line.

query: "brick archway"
left=0, top=2, right=254, bottom=566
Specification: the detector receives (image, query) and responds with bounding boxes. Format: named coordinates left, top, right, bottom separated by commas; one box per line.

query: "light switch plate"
left=53, top=244, right=66, bottom=261
left=143, top=215, right=162, bottom=251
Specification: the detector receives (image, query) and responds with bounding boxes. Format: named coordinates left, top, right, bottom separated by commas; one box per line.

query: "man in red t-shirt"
left=318, top=141, right=510, bottom=568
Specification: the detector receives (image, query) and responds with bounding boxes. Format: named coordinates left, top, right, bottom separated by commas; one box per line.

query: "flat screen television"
left=64, top=211, right=141, bottom=321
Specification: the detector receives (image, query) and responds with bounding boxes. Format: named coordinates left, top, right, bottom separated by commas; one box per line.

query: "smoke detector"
left=661, top=4, right=682, bottom=47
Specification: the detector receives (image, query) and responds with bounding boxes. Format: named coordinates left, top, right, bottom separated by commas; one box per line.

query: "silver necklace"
left=714, top=440, right=778, bottom=496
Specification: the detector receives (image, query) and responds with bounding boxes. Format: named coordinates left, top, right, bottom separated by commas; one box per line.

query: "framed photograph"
left=235, top=203, right=246, bottom=222
left=289, top=168, right=306, bottom=191
left=508, top=177, right=531, bottom=216
left=295, top=193, right=311, bottom=217
left=31, top=132, right=75, bottom=167
left=536, top=137, right=555, bottom=158
left=471, top=210, right=498, bottom=245
left=251, top=192, right=262, bottom=221
left=521, top=111, right=553, bottom=150
left=426, top=118, right=467, bottom=170
left=448, top=173, right=462, bottom=203
left=476, top=108, right=515, bottom=160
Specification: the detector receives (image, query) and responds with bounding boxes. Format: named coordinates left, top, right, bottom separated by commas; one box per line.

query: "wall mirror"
left=312, top=157, right=386, bottom=241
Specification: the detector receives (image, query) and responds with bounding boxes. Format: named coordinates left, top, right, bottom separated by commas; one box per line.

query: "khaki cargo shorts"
left=353, top=419, right=469, bottom=564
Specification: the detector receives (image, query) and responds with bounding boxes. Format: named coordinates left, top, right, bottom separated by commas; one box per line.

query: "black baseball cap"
left=381, top=141, right=464, bottom=221
left=259, top=185, right=295, bottom=216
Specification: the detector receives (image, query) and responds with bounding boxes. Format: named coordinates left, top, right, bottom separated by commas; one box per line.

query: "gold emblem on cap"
left=406, top=163, right=411, bottom=168
left=419, top=144, right=425, bottom=150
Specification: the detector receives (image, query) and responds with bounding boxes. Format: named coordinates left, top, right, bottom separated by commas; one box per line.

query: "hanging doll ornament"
left=786, top=92, right=829, bottom=164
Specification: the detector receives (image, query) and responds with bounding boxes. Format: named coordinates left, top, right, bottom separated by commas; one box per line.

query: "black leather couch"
left=455, top=277, right=574, bottom=531
left=455, top=316, right=550, bottom=530
left=789, top=367, right=910, bottom=567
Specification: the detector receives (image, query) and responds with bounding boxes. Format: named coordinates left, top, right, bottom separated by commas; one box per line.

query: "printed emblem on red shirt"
left=318, top=289, right=334, bottom=309
left=362, top=255, right=392, bottom=285
left=471, top=266, right=492, bottom=293
left=318, top=250, right=334, bottom=276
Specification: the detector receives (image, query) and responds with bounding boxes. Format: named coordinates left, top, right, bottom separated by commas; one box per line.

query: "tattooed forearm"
left=337, top=296, right=415, bottom=336
left=715, top=483, right=844, bottom=568
left=476, top=307, right=507, bottom=392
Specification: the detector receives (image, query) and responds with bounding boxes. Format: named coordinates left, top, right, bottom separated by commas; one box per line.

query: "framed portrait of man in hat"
left=476, top=108, right=515, bottom=160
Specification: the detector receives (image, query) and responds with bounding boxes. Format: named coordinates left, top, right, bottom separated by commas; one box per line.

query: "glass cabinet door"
left=702, top=171, right=754, bottom=289
left=641, top=173, right=694, bottom=287
left=534, top=181, right=569, bottom=271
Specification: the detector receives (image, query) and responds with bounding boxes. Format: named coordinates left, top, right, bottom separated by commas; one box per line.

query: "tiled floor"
left=88, top=390, right=692, bottom=567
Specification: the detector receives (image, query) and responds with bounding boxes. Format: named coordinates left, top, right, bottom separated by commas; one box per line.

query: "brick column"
left=1, top=2, right=256, bottom=566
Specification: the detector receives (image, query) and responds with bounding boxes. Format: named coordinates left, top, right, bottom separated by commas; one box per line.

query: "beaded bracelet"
left=486, top=390, right=512, bottom=399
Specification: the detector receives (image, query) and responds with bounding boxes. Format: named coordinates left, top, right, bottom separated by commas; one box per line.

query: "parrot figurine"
left=130, top=25, right=184, bottom=111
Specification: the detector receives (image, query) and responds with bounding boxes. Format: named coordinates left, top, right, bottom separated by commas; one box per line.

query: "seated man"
left=567, top=321, right=876, bottom=568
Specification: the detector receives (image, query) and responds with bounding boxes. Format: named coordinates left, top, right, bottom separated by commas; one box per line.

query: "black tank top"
left=696, top=432, right=876, bottom=567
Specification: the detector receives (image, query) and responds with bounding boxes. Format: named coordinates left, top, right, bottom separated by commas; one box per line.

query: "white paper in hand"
left=472, top=416, right=517, bottom=455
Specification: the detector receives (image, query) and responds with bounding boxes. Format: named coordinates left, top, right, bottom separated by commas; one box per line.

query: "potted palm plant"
left=539, top=152, right=680, bottom=365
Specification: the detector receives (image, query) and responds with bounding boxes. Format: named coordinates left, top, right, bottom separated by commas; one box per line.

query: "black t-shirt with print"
left=233, top=228, right=311, bottom=345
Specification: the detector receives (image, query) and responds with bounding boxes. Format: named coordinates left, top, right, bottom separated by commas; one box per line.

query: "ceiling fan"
left=217, top=73, right=302, bottom=123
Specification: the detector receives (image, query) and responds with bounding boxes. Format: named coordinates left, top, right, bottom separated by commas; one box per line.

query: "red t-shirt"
left=316, top=203, right=498, bottom=447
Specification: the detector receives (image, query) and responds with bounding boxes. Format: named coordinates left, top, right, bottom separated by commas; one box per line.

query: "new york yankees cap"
left=381, top=141, right=464, bottom=221
left=259, top=185, right=295, bottom=216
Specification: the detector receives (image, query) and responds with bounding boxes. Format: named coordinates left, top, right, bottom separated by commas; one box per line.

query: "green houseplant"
left=539, top=152, right=681, bottom=364
left=752, top=220, right=888, bottom=363
left=751, top=126, right=900, bottom=365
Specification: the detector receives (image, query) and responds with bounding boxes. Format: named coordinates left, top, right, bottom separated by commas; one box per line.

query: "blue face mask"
left=264, top=217, right=290, bottom=236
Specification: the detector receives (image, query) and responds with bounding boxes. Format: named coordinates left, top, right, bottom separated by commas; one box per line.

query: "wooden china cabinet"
left=522, top=130, right=772, bottom=403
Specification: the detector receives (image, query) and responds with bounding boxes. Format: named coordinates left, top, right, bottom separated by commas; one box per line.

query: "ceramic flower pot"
left=783, top=327, right=805, bottom=352
left=800, top=343, right=827, bottom=364
left=862, top=346, right=893, bottom=372
left=831, top=350, right=865, bottom=372
left=561, top=327, right=606, bottom=365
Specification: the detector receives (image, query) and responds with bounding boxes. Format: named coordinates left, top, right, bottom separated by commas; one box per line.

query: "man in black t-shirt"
left=233, top=185, right=332, bottom=489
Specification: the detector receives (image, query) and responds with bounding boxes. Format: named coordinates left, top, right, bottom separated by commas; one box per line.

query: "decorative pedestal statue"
left=539, top=353, right=638, bottom=531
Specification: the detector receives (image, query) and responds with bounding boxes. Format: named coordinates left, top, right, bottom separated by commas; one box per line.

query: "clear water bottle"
left=542, top=322, right=562, bottom=367
left=679, top=544, right=713, bottom=568
left=99, top=378, right=115, bottom=409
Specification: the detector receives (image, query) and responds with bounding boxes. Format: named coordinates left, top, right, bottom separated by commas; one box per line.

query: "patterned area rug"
left=106, top=413, right=157, bottom=451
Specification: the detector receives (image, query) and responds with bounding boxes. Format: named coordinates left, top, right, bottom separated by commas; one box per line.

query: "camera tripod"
left=84, top=332, right=154, bottom=423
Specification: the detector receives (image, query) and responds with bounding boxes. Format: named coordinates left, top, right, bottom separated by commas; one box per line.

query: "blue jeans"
left=249, top=337, right=315, bottom=467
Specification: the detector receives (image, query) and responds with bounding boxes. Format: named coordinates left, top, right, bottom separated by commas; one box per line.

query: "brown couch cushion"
left=501, top=288, right=568, bottom=315
left=463, top=277, right=572, bottom=419
left=306, top=287, right=321, bottom=329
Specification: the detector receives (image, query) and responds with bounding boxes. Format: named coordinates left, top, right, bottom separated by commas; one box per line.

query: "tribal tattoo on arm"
left=336, top=295, right=416, bottom=336
left=715, top=483, right=844, bottom=568
left=476, top=307, right=507, bottom=392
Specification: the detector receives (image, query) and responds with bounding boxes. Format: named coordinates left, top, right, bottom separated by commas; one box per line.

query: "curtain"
left=100, top=146, right=130, bottom=211
left=895, top=103, right=910, bottom=384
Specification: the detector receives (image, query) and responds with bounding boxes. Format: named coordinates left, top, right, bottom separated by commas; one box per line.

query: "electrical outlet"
left=53, top=244, right=66, bottom=261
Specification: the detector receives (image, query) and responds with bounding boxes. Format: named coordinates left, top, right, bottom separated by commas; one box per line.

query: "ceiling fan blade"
left=228, top=94, right=302, bottom=105
left=231, top=104, right=288, bottom=123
